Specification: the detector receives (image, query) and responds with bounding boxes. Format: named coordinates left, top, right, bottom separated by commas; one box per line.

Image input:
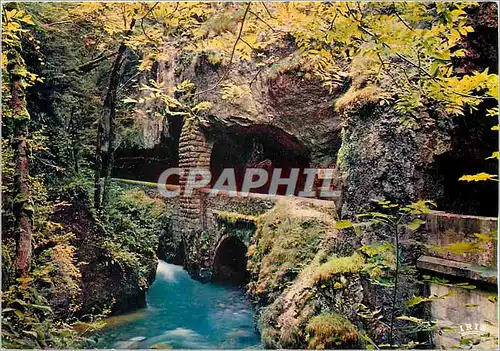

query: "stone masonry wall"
left=173, top=123, right=213, bottom=236
left=171, top=122, right=213, bottom=277
left=417, top=211, right=498, bottom=349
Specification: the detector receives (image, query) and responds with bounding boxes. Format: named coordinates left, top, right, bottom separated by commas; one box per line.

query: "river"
left=94, top=261, right=261, bottom=349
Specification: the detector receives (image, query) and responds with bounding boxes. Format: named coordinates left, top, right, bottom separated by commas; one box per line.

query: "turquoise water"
left=95, top=261, right=261, bottom=349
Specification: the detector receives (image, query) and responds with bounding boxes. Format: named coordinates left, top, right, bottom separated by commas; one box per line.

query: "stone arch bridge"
left=164, top=121, right=342, bottom=281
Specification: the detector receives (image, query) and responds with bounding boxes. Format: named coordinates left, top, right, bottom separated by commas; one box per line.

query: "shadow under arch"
left=209, top=124, right=311, bottom=195
left=212, top=235, right=248, bottom=285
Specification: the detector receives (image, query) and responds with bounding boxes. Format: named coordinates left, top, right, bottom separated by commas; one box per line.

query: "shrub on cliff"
left=84, top=185, right=168, bottom=313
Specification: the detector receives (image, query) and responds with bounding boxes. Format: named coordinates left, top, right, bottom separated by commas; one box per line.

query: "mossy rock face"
left=306, top=313, right=360, bottom=349
left=51, top=184, right=163, bottom=317
left=129, top=45, right=344, bottom=168
left=312, top=253, right=365, bottom=325
left=215, top=210, right=257, bottom=225
left=247, top=199, right=335, bottom=304
left=247, top=199, right=369, bottom=349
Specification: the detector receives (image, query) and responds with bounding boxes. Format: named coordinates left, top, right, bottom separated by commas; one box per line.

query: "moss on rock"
left=215, top=210, right=257, bottom=224
left=248, top=200, right=333, bottom=302
left=52, top=181, right=166, bottom=316
left=306, top=312, right=360, bottom=349
left=247, top=198, right=367, bottom=349
left=312, top=253, right=365, bottom=285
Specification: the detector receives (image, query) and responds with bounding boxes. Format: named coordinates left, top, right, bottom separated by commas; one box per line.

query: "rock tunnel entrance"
left=113, top=116, right=183, bottom=183
left=210, top=124, right=311, bottom=195
left=433, top=101, right=498, bottom=217
left=212, top=236, right=248, bottom=285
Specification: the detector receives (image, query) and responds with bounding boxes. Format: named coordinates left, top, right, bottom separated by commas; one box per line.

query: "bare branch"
left=260, top=2, right=276, bottom=19
left=343, top=14, right=492, bottom=101
left=248, top=67, right=264, bottom=87
left=63, top=52, right=117, bottom=73
left=392, top=2, right=414, bottom=32
left=249, top=10, right=277, bottom=32
left=117, top=71, right=142, bottom=93
left=377, top=52, right=402, bottom=89
left=239, top=37, right=256, bottom=52
left=325, top=12, right=338, bottom=41
left=3, top=7, right=10, bottom=24
left=141, top=2, right=160, bottom=42
left=141, top=2, right=179, bottom=42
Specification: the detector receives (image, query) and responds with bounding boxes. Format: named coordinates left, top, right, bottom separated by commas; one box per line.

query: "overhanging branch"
left=63, top=52, right=116, bottom=73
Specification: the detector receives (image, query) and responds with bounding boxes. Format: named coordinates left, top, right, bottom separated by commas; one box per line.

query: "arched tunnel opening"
left=210, top=124, right=311, bottom=195
left=113, top=116, right=183, bottom=183
left=433, top=101, right=498, bottom=217
left=212, top=236, right=248, bottom=285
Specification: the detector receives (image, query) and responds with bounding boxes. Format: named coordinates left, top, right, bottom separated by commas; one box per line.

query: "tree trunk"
left=93, top=18, right=136, bottom=210
left=93, top=43, right=125, bottom=210
left=9, top=61, right=33, bottom=278
left=14, top=123, right=32, bottom=277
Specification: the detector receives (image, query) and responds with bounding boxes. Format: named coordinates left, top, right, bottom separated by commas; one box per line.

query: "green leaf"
left=352, top=222, right=367, bottom=236
left=406, top=291, right=453, bottom=307
left=407, top=218, right=425, bottom=231
left=122, top=97, right=138, bottom=104
left=334, top=220, right=354, bottom=229
left=455, top=282, right=476, bottom=290
left=397, top=315, right=423, bottom=324
left=359, top=333, right=378, bottom=350
left=14, top=310, right=24, bottom=319
left=488, top=295, right=497, bottom=303
left=15, top=300, right=52, bottom=312
left=357, top=212, right=392, bottom=220
left=433, top=242, right=481, bottom=255
left=429, top=61, right=439, bottom=77
left=406, top=296, right=425, bottom=307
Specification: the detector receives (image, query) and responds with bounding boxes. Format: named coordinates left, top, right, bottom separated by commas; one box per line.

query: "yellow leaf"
left=459, top=173, right=498, bottom=182
left=486, top=152, right=499, bottom=160
left=473, top=233, right=496, bottom=242
left=434, top=241, right=482, bottom=255
left=19, top=13, right=35, bottom=26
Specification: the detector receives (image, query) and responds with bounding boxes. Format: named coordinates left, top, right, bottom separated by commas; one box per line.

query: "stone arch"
left=212, top=234, right=248, bottom=285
